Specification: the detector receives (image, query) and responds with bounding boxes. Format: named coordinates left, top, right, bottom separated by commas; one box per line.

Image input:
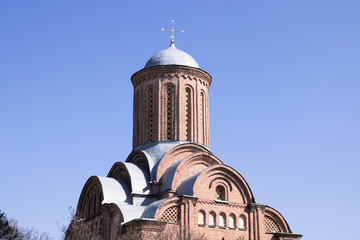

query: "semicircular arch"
left=265, top=206, right=291, bottom=233
left=170, top=152, right=222, bottom=191
left=77, top=176, right=103, bottom=218
left=155, top=143, right=213, bottom=182
left=176, top=165, right=254, bottom=204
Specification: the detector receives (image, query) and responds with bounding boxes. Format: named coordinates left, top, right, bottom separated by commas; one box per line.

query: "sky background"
left=1, top=1, right=359, bottom=239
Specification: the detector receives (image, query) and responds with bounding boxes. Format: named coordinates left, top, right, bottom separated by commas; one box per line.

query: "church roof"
left=144, top=42, right=199, bottom=68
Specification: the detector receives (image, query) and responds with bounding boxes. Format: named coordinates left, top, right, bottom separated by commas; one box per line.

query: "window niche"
left=198, top=210, right=206, bottom=226
left=229, top=214, right=236, bottom=229
left=215, top=185, right=226, bottom=201
left=209, top=211, right=216, bottom=227
left=219, top=212, right=226, bottom=228
left=239, top=215, right=246, bottom=230
left=185, top=87, right=192, bottom=141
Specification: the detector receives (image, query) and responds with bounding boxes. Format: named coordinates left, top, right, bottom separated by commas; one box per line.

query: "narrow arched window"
left=216, top=185, right=226, bottom=201
left=148, top=88, right=154, bottom=142
left=209, top=211, right=216, bottom=227
left=185, top=88, right=192, bottom=141
left=239, top=215, right=246, bottom=229
left=219, top=213, right=226, bottom=227
left=200, top=92, right=205, bottom=145
left=166, top=86, right=174, bottom=140
left=198, top=210, right=205, bottom=226
left=229, top=214, right=236, bottom=229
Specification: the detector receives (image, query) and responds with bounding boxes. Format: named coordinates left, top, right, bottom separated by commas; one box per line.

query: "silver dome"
left=145, top=42, right=199, bottom=68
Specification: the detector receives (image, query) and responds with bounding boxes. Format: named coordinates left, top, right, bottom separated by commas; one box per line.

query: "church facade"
left=69, top=39, right=302, bottom=240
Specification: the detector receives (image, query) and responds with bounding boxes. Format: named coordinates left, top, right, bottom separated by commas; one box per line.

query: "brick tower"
left=68, top=27, right=302, bottom=240
left=131, top=41, right=211, bottom=148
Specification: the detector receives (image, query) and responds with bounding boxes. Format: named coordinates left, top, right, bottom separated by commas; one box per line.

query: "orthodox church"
left=69, top=25, right=302, bottom=240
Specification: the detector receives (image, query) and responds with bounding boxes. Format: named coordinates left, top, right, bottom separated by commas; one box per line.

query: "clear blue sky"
left=1, top=1, right=359, bottom=239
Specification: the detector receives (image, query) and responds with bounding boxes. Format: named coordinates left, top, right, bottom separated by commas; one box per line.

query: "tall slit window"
left=148, top=88, right=154, bottom=142
left=185, top=88, right=191, bottom=141
left=166, top=86, right=173, bottom=140
left=200, top=92, right=205, bottom=144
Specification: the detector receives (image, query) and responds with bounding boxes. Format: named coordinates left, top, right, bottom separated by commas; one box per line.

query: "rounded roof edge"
left=145, top=42, right=199, bottom=68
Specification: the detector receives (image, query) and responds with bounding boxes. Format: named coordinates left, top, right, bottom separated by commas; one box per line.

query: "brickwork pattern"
left=160, top=206, right=180, bottom=223
left=265, top=216, right=280, bottom=233
left=131, top=65, right=211, bottom=148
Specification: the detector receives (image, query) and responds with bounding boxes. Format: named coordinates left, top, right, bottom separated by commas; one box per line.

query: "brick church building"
left=69, top=31, right=302, bottom=240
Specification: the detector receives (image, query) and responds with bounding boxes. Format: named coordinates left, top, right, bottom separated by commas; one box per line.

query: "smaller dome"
left=145, top=42, right=199, bottom=68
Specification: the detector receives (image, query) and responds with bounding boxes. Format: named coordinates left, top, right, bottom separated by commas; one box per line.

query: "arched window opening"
left=198, top=210, right=205, bottom=226
left=185, top=88, right=191, bottom=141
left=219, top=213, right=226, bottom=228
left=229, top=214, right=236, bottom=229
left=209, top=211, right=216, bottom=227
left=239, top=215, right=246, bottom=229
left=216, top=185, right=226, bottom=201
left=148, top=88, right=154, bottom=142
left=166, top=86, right=174, bottom=140
left=200, top=92, right=205, bottom=144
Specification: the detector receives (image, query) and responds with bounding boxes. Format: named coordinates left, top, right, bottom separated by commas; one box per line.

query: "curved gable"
left=108, top=162, right=151, bottom=195
left=264, top=206, right=291, bottom=233
left=77, top=176, right=131, bottom=218
left=127, top=141, right=187, bottom=181
left=176, top=165, right=255, bottom=204
left=159, top=152, right=222, bottom=192
left=124, top=150, right=150, bottom=172
left=155, top=142, right=212, bottom=182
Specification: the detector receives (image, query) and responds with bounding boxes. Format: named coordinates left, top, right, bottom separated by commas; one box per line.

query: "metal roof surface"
left=144, top=42, right=199, bottom=68
left=122, top=162, right=151, bottom=195
left=98, top=176, right=131, bottom=204
left=140, top=199, right=167, bottom=219
left=175, top=171, right=204, bottom=196
left=135, top=141, right=187, bottom=181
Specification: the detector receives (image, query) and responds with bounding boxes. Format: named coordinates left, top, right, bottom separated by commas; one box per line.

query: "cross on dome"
left=161, top=20, right=184, bottom=44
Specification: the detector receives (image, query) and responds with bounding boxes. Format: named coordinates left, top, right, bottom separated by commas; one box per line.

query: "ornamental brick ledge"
left=131, top=65, right=212, bottom=87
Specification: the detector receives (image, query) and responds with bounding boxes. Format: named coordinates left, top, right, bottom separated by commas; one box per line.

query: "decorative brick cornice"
left=197, top=199, right=246, bottom=209
left=131, top=65, right=212, bottom=87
